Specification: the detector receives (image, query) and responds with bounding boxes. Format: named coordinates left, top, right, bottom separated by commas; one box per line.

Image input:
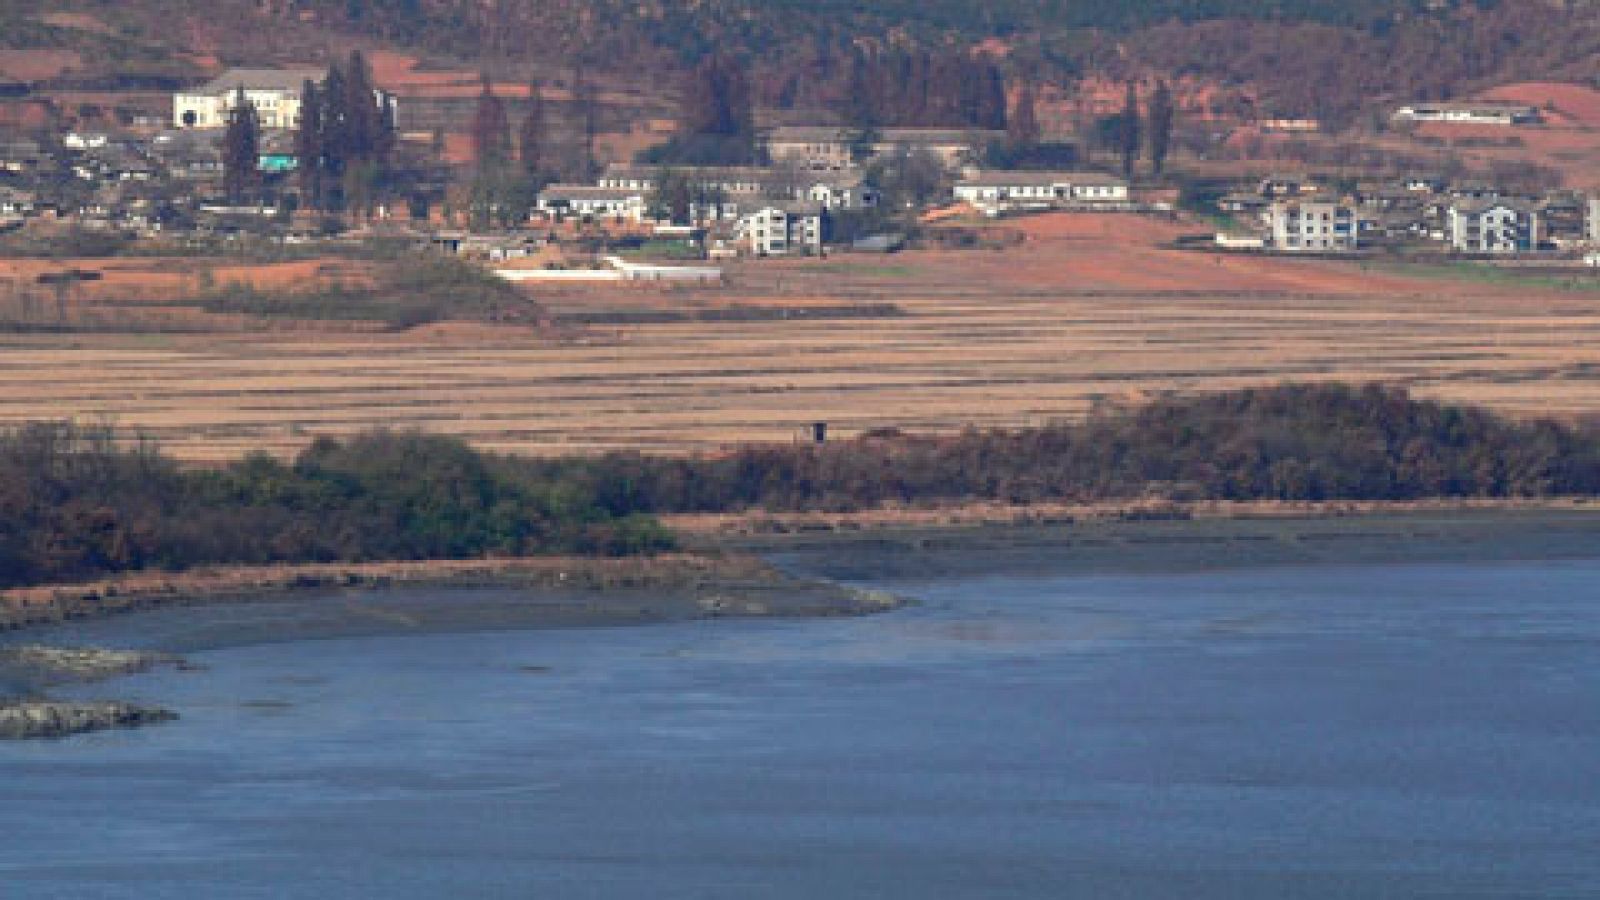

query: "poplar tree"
left=222, top=88, right=261, bottom=204
left=294, top=79, right=323, bottom=209
left=519, top=81, right=545, bottom=183
left=471, top=75, right=511, bottom=169
left=572, top=66, right=598, bottom=179
left=1148, top=79, right=1175, bottom=176
left=320, top=62, right=349, bottom=181
left=1119, top=81, right=1141, bottom=179
left=343, top=50, right=379, bottom=163
left=1008, top=80, right=1041, bottom=152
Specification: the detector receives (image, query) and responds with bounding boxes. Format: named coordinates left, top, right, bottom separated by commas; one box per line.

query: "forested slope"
left=4, top=0, right=1596, bottom=127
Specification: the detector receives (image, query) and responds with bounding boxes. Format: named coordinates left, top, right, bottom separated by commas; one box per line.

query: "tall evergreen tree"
left=343, top=50, right=379, bottom=163
left=681, top=53, right=754, bottom=159
left=648, top=167, right=693, bottom=225
left=1008, top=80, right=1041, bottom=151
left=222, top=88, right=260, bottom=205
left=1119, top=81, right=1141, bottom=179
left=572, top=66, right=598, bottom=179
left=979, top=65, right=1009, bottom=130
left=470, top=74, right=512, bottom=169
left=294, top=79, right=323, bottom=209
left=320, top=62, right=350, bottom=180
left=519, top=81, right=546, bottom=182
left=1148, top=79, right=1175, bottom=176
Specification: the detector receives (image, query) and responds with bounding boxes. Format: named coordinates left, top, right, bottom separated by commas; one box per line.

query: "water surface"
left=3, top=560, right=1598, bottom=898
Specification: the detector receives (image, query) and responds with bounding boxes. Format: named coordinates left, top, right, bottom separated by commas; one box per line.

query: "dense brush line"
left=532, top=384, right=1600, bottom=513
left=3, top=384, right=1598, bottom=588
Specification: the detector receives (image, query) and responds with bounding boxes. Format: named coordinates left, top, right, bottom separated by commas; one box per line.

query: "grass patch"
left=190, top=255, right=545, bottom=329
left=797, top=262, right=917, bottom=277
left=1372, top=260, right=1600, bottom=293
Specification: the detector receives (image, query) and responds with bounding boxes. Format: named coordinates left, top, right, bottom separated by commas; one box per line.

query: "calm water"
left=3, top=561, right=1599, bottom=898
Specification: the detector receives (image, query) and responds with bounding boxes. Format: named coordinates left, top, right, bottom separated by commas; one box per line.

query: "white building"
left=535, top=185, right=648, bottom=222
left=596, top=164, right=878, bottom=219
left=767, top=126, right=1003, bottom=172
left=174, top=68, right=394, bottom=131
left=735, top=206, right=825, bottom=257
left=953, top=171, right=1130, bottom=211
left=174, top=68, right=326, bottom=130
left=62, top=132, right=109, bottom=150
left=1448, top=199, right=1540, bottom=254
left=1392, top=103, right=1541, bottom=126
left=1267, top=201, right=1358, bottom=252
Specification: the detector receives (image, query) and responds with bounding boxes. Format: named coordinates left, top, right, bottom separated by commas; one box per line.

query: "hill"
left=4, top=1, right=1596, bottom=127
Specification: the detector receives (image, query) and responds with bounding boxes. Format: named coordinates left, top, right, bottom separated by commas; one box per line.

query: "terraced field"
left=4, top=213, right=1600, bottom=461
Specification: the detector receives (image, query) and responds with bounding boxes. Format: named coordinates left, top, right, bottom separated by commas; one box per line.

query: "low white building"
left=536, top=185, right=648, bottom=222
left=1392, top=103, right=1540, bottom=126
left=62, top=132, right=109, bottom=150
left=0, top=186, right=35, bottom=216
left=767, top=126, right=1003, bottom=172
left=596, top=164, right=878, bottom=218
left=735, top=206, right=825, bottom=257
left=953, top=171, right=1130, bottom=211
left=1267, top=201, right=1358, bottom=252
left=1448, top=199, right=1540, bottom=254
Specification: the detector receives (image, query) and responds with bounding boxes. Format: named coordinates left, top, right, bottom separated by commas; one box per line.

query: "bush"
left=0, top=425, right=675, bottom=589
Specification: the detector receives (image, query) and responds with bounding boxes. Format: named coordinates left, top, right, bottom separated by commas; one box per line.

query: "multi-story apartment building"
left=1447, top=200, right=1540, bottom=254
left=735, top=206, right=825, bottom=256
left=1268, top=201, right=1358, bottom=252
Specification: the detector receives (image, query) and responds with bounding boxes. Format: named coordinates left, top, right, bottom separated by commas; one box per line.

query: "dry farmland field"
left=4, top=212, right=1600, bottom=462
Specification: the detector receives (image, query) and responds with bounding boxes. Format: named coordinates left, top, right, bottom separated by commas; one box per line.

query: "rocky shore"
left=0, top=645, right=179, bottom=686
left=0, top=701, right=176, bottom=740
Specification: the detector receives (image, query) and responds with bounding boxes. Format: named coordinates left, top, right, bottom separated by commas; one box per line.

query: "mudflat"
left=744, top=507, right=1600, bottom=582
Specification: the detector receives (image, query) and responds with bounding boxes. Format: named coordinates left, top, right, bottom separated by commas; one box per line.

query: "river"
left=3, top=559, right=1598, bottom=898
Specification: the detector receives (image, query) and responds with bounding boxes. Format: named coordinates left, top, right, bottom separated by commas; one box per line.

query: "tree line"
left=0, top=424, right=672, bottom=590
left=8, top=384, right=1599, bottom=588
left=285, top=0, right=1595, bottom=137
left=219, top=50, right=400, bottom=214
left=522, top=384, right=1600, bottom=514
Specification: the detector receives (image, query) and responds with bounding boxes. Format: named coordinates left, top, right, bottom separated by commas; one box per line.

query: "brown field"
left=3, top=212, right=1600, bottom=462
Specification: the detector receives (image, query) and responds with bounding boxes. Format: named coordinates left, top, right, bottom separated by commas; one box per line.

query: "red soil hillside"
left=1481, top=82, right=1600, bottom=128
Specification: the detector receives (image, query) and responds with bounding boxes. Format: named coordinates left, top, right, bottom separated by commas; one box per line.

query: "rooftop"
left=958, top=170, right=1127, bottom=188
left=191, top=68, right=327, bottom=96
left=539, top=185, right=644, bottom=201
left=1451, top=197, right=1537, bottom=215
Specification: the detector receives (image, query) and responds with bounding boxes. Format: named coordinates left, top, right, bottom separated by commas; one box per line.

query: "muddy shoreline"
left=0, top=553, right=902, bottom=726
left=7, top=508, right=1600, bottom=654
left=5, top=506, right=1600, bottom=732
left=736, top=507, right=1600, bottom=582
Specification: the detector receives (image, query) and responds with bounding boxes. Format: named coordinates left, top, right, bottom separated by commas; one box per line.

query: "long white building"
left=952, top=171, right=1130, bottom=211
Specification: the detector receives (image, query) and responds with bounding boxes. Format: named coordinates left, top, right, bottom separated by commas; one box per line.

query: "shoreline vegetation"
left=6, top=382, right=1600, bottom=594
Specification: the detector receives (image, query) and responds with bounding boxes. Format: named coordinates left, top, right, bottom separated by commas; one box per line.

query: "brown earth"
left=2, top=211, right=1599, bottom=461
left=0, top=49, right=83, bottom=82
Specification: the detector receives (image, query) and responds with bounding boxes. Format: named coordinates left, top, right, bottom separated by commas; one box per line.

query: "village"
left=3, top=64, right=1600, bottom=289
